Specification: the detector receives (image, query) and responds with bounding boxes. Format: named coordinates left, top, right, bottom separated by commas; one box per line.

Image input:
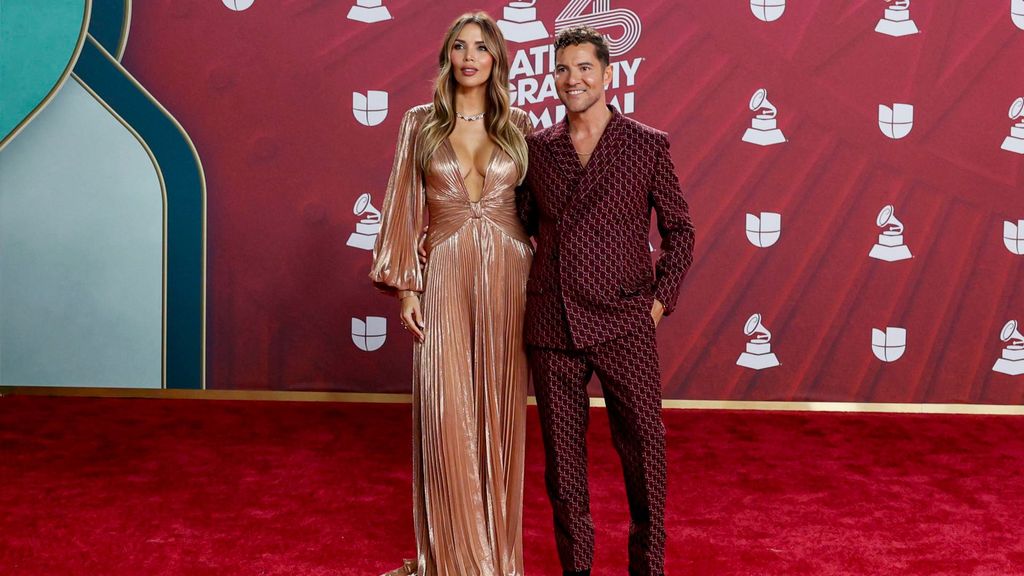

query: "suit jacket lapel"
left=547, top=120, right=583, bottom=216
left=567, top=107, right=625, bottom=216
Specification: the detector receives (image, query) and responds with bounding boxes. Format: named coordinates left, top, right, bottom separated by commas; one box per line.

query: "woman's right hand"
left=400, top=293, right=425, bottom=342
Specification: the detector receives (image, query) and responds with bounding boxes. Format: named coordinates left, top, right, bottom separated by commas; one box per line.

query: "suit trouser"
left=529, top=322, right=666, bottom=576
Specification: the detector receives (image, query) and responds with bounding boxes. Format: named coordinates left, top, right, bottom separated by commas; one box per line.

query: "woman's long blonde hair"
left=416, top=12, right=528, bottom=184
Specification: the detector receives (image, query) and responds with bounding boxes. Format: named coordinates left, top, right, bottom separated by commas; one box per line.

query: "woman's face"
left=450, top=23, right=493, bottom=90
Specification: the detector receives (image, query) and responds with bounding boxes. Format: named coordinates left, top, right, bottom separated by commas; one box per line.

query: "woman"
left=369, top=12, right=533, bottom=576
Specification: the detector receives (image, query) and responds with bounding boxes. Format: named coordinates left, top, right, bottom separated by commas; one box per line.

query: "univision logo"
left=872, top=327, right=907, bottom=362
left=222, top=0, right=255, bottom=10
left=745, top=212, right=781, bottom=248
left=1005, top=220, right=1024, bottom=255
left=353, top=91, right=388, bottom=127
left=750, top=0, right=785, bottom=22
left=352, top=316, right=387, bottom=352
left=879, top=103, right=914, bottom=139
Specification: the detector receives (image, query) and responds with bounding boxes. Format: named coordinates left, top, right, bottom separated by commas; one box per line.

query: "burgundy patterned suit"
left=518, top=107, right=695, bottom=576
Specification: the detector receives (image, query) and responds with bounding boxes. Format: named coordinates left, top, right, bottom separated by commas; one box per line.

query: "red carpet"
left=1, top=396, right=1023, bottom=575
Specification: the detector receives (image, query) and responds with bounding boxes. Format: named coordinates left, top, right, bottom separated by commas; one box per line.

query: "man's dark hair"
left=554, top=26, right=610, bottom=68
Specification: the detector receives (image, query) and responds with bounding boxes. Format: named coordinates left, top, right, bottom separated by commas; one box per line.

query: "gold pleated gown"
left=370, top=104, right=533, bottom=576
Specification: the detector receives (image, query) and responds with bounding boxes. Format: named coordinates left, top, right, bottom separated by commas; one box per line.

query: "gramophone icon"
left=875, top=0, right=919, bottom=37
left=497, top=1, right=549, bottom=44
left=347, top=0, right=392, bottom=24
left=742, top=88, right=786, bottom=146
left=736, top=313, right=781, bottom=370
left=1000, top=97, right=1024, bottom=154
left=992, top=320, right=1024, bottom=376
left=869, top=205, right=913, bottom=262
left=346, top=193, right=381, bottom=251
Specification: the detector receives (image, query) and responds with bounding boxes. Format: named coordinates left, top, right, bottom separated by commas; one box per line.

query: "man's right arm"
left=516, top=141, right=540, bottom=238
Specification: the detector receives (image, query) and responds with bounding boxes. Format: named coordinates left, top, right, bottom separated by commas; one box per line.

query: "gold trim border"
left=115, top=0, right=132, bottom=61
left=71, top=71, right=169, bottom=389
left=0, top=0, right=93, bottom=153
left=2, top=387, right=1023, bottom=415
left=652, top=399, right=1024, bottom=415
left=0, top=387, right=412, bottom=404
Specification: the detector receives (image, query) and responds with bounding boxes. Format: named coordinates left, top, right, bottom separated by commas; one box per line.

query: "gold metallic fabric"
left=371, top=105, right=533, bottom=576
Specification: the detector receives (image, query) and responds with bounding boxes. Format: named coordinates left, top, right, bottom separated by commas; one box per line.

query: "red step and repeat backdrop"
left=122, top=0, right=1024, bottom=402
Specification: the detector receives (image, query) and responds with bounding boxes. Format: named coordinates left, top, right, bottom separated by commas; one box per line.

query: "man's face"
left=554, top=43, right=612, bottom=114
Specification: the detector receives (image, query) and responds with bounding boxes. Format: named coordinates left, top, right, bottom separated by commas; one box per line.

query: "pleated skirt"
left=410, top=216, right=532, bottom=576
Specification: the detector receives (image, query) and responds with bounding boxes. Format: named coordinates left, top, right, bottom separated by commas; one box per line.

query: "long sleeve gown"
left=369, top=104, right=534, bottom=576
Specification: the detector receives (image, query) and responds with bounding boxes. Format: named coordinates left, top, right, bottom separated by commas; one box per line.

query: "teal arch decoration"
left=73, top=36, right=206, bottom=390
left=0, top=0, right=91, bottom=150
left=0, top=77, right=164, bottom=390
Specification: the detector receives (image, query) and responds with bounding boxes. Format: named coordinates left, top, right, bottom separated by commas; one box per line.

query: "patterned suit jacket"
left=518, top=107, right=695, bottom=349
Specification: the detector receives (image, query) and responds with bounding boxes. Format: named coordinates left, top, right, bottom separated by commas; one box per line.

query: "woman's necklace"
left=456, top=111, right=485, bottom=122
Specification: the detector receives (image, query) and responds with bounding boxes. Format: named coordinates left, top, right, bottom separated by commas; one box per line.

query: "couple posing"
left=370, top=11, right=694, bottom=576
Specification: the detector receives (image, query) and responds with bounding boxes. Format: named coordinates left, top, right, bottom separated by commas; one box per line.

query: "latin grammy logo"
left=222, top=0, right=255, bottom=10
left=347, top=0, right=392, bottom=24
left=745, top=212, right=781, bottom=248
left=346, top=193, right=381, bottom=251
left=353, top=316, right=387, bottom=352
left=353, top=91, right=388, bottom=127
left=872, top=327, right=907, bottom=362
left=742, top=89, right=787, bottom=146
left=555, top=0, right=642, bottom=57
left=750, top=0, right=785, bottom=22
left=879, top=103, right=914, bottom=139
left=497, top=1, right=550, bottom=44
left=875, top=0, right=919, bottom=37
left=869, top=205, right=913, bottom=262
left=1004, top=220, right=1024, bottom=255
left=736, top=313, right=781, bottom=370
left=1013, top=0, right=1024, bottom=30
left=992, top=320, right=1024, bottom=376
left=1000, top=97, right=1024, bottom=154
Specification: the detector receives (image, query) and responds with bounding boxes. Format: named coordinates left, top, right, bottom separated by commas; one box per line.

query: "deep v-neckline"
left=445, top=137, right=499, bottom=203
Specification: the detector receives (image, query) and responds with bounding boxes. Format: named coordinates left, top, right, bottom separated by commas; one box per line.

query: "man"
left=517, top=26, right=695, bottom=576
